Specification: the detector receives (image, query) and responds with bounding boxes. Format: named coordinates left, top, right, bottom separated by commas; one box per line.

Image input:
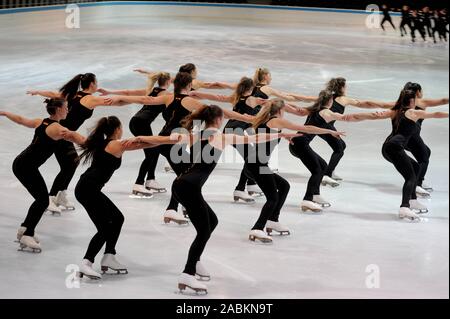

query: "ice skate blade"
left=101, top=266, right=128, bottom=275
left=146, top=188, right=167, bottom=194
left=18, top=244, right=42, bottom=253
left=233, top=196, right=255, bottom=204
left=266, top=228, right=291, bottom=236
left=60, top=206, right=76, bottom=211
left=130, top=191, right=154, bottom=199
left=195, top=274, right=211, bottom=282
left=413, top=209, right=429, bottom=214
left=321, top=182, right=340, bottom=188
left=178, top=283, right=208, bottom=295
left=423, top=187, right=433, bottom=192
left=399, top=215, right=422, bottom=223
left=248, top=235, right=273, bottom=244
left=314, top=202, right=331, bottom=208
left=77, top=271, right=101, bottom=280
left=301, top=206, right=323, bottom=213
left=164, top=217, right=189, bottom=225
left=248, top=191, right=265, bottom=197
left=416, top=193, right=431, bottom=198
left=47, top=210, right=61, bottom=217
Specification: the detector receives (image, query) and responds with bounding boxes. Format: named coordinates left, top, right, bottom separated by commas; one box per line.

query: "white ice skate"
left=313, top=195, right=331, bottom=208
left=321, top=176, right=340, bottom=187
left=195, top=261, right=211, bottom=281
left=145, top=179, right=167, bottom=193
left=331, top=173, right=343, bottom=181
left=18, top=235, right=41, bottom=253
left=421, top=183, right=433, bottom=192
left=178, top=273, right=208, bottom=295
left=416, top=186, right=431, bottom=198
left=301, top=200, right=323, bottom=213
left=47, top=196, right=62, bottom=216
left=131, top=184, right=154, bottom=198
left=265, top=221, right=290, bottom=236
left=163, top=210, right=189, bottom=225
left=101, top=254, right=128, bottom=275
left=164, top=162, right=174, bottom=173
left=399, top=207, right=421, bottom=222
left=247, top=184, right=264, bottom=197
left=248, top=229, right=273, bottom=244
left=78, top=259, right=102, bottom=280
left=233, top=190, right=255, bottom=203
left=16, top=226, right=40, bottom=244
left=55, top=190, right=75, bottom=211
left=409, top=200, right=428, bottom=214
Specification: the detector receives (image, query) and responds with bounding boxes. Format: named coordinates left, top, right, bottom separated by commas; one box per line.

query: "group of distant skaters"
left=380, top=5, right=448, bottom=43
left=1, top=63, right=448, bottom=294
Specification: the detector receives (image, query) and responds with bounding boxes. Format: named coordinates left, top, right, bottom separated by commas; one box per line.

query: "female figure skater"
left=27, top=73, right=122, bottom=214
left=109, top=72, right=254, bottom=225
left=191, top=76, right=308, bottom=203
left=348, top=90, right=448, bottom=221
left=401, top=82, right=449, bottom=197
left=0, top=99, right=85, bottom=252
left=98, top=72, right=172, bottom=196
left=380, top=4, right=396, bottom=31
left=75, top=116, right=184, bottom=280
left=321, top=77, right=389, bottom=187
left=245, top=99, right=345, bottom=243
left=173, top=105, right=300, bottom=294
left=399, top=5, right=412, bottom=37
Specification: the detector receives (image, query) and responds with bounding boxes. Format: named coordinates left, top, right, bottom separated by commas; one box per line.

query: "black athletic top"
left=177, top=129, right=223, bottom=187
left=414, top=105, right=425, bottom=128
left=224, top=95, right=261, bottom=131
left=292, top=110, right=331, bottom=145
left=60, top=91, right=93, bottom=131
left=385, top=111, right=419, bottom=148
left=78, top=139, right=122, bottom=190
left=401, top=9, right=411, bottom=22
left=252, top=85, right=269, bottom=99
left=247, top=116, right=280, bottom=166
left=382, top=8, right=391, bottom=19
left=133, top=87, right=166, bottom=123
left=330, top=97, right=345, bottom=125
left=15, top=118, right=58, bottom=168
left=160, top=94, right=190, bottom=136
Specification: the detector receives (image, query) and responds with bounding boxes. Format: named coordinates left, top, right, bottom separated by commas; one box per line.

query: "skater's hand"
left=0, top=111, right=7, bottom=117
left=256, top=98, right=267, bottom=105
left=133, top=68, right=150, bottom=75
left=170, top=133, right=189, bottom=144
left=26, top=90, right=39, bottom=96
left=331, top=131, right=346, bottom=138
left=97, top=88, right=110, bottom=96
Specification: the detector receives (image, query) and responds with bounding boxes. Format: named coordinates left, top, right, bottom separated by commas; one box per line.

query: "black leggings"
left=13, top=160, right=49, bottom=237
left=75, top=182, right=124, bottom=263
left=400, top=20, right=411, bottom=36
left=172, top=179, right=218, bottom=276
left=289, top=142, right=327, bottom=201
left=244, top=164, right=290, bottom=230
left=382, top=143, right=418, bottom=208
left=411, top=25, right=426, bottom=41
left=158, top=143, right=191, bottom=211
left=129, top=117, right=159, bottom=184
left=49, top=140, right=79, bottom=196
left=406, top=134, right=431, bottom=187
left=233, top=143, right=257, bottom=191
left=381, top=17, right=396, bottom=30
left=319, top=129, right=346, bottom=177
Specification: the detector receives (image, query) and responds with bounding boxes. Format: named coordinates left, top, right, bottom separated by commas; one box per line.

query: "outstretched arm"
left=221, top=132, right=301, bottom=147
left=417, top=97, right=449, bottom=109
left=343, top=110, right=394, bottom=122
left=189, top=91, right=233, bottom=103
left=407, top=109, right=449, bottom=121
left=340, top=96, right=393, bottom=109
left=223, top=109, right=254, bottom=123
left=108, top=94, right=169, bottom=106
left=263, top=86, right=298, bottom=102
left=27, top=90, right=62, bottom=99
left=285, top=103, right=310, bottom=117
left=121, top=133, right=185, bottom=151
left=97, top=88, right=147, bottom=96
left=271, top=117, right=345, bottom=138
left=0, top=111, right=41, bottom=128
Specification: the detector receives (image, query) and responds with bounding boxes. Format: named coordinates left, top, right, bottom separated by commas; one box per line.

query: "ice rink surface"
left=0, top=3, right=448, bottom=299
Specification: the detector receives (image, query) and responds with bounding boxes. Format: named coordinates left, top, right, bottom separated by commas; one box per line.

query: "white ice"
left=0, top=4, right=448, bottom=299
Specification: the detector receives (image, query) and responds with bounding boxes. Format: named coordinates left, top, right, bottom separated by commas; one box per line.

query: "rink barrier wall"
left=0, top=1, right=402, bottom=15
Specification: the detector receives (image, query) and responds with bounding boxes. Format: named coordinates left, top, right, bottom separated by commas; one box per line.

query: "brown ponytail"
left=306, top=90, right=334, bottom=113
left=182, top=105, right=224, bottom=132
left=325, top=77, right=346, bottom=97
left=252, top=99, right=285, bottom=130
left=232, top=77, right=254, bottom=106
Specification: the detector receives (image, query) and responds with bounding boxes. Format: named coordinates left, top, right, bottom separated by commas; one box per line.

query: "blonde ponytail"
left=252, top=99, right=285, bottom=130
left=253, top=67, right=270, bottom=86
left=146, top=71, right=171, bottom=95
